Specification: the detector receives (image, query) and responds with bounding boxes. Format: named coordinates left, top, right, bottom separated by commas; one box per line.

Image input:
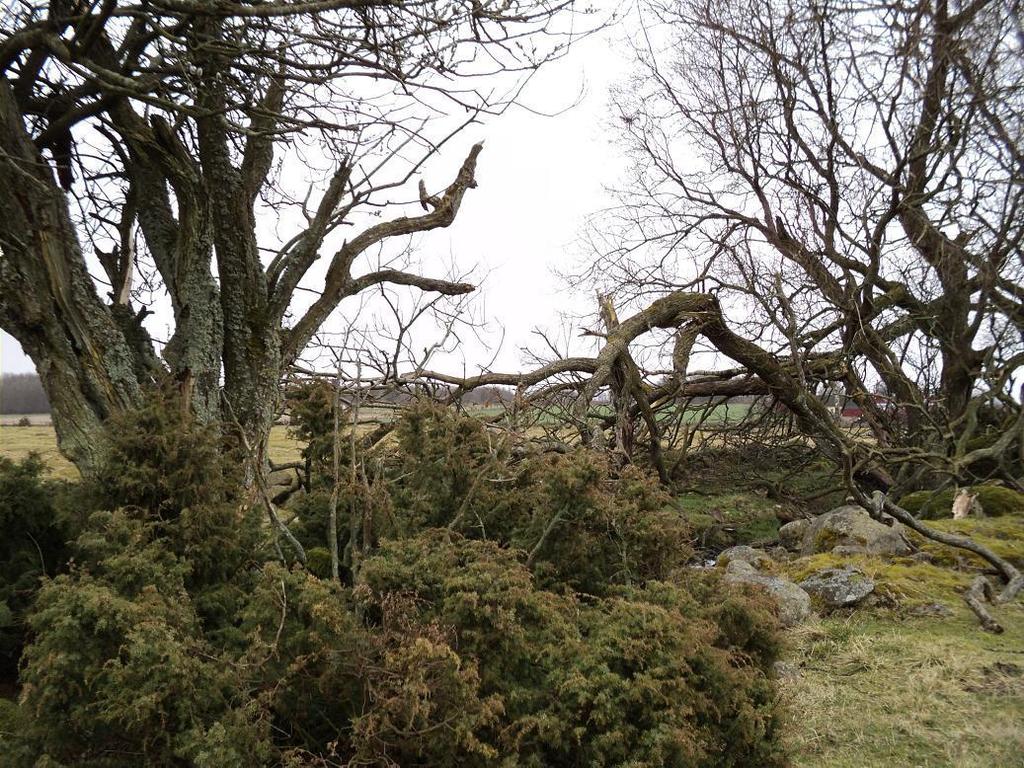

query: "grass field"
left=0, top=402, right=757, bottom=479
left=0, top=423, right=303, bottom=479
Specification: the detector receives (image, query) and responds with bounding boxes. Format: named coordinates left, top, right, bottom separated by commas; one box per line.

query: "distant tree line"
left=0, top=374, right=49, bottom=414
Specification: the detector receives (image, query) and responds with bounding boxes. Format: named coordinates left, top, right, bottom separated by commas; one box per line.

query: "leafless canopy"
left=415, top=0, right=1023, bottom=496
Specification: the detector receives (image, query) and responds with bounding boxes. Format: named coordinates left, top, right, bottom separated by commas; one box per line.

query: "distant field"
left=0, top=413, right=51, bottom=426
left=0, top=402, right=758, bottom=479
left=0, top=423, right=304, bottom=479
left=486, top=402, right=754, bottom=426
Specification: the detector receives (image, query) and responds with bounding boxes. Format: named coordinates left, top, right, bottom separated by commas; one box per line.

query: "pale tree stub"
left=952, top=489, right=982, bottom=520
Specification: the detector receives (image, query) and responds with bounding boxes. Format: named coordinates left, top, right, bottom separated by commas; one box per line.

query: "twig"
left=222, top=395, right=307, bottom=564
left=527, top=506, right=566, bottom=568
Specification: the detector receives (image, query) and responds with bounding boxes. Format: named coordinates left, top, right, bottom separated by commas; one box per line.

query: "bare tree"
left=575, top=0, right=1024, bottom=492
left=0, top=0, right=581, bottom=473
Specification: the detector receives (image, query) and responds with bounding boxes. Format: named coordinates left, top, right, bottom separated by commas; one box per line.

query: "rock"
left=831, top=544, right=868, bottom=557
left=779, top=519, right=810, bottom=552
left=800, top=505, right=911, bottom=556
left=907, top=602, right=955, bottom=618
left=717, top=545, right=772, bottom=569
left=773, top=660, right=801, bottom=680
left=268, top=468, right=296, bottom=487
left=798, top=566, right=875, bottom=609
left=724, top=560, right=813, bottom=627
left=725, top=560, right=758, bottom=575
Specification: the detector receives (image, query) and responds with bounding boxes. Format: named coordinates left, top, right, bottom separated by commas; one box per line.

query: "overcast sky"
left=1, top=15, right=635, bottom=378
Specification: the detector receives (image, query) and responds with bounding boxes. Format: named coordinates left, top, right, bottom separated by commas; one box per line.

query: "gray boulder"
left=779, top=519, right=810, bottom=552
left=724, top=560, right=813, bottom=627
left=773, top=660, right=801, bottom=680
left=717, top=545, right=773, bottom=569
left=799, top=566, right=875, bottom=609
left=800, top=505, right=911, bottom=556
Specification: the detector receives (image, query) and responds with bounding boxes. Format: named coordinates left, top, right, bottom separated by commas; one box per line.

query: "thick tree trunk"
left=0, top=78, right=143, bottom=473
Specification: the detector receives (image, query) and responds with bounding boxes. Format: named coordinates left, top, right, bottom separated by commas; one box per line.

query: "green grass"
left=0, top=425, right=76, bottom=478
left=0, top=424, right=303, bottom=478
left=675, top=490, right=783, bottom=547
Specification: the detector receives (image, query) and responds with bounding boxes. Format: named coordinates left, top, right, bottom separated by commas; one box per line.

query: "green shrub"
left=304, top=545, right=333, bottom=579
left=0, top=455, right=76, bottom=682
left=284, top=378, right=337, bottom=471
left=389, top=401, right=520, bottom=536
left=359, top=531, right=785, bottom=767
left=548, top=584, right=784, bottom=768
left=512, top=452, right=693, bottom=594
left=16, top=511, right=270, bottom=767
left=382, top=404, right=693, bottom=594
left=359, top=531, right=577, bottom=705
left=234, top=564, right=370, bottom=760
left=85, top=391, right=265, bottom=592
left=10, top=396, right=785, bottom=766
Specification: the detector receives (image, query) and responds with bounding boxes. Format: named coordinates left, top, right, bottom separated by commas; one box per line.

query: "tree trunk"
left=0, top=78, right=143, bottom=474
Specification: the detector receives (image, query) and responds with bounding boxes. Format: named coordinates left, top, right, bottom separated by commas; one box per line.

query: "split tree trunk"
left=0, top=78, right=143, bottom=473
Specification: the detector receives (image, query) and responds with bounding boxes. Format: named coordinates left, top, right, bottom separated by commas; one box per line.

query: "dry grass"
left=782, top=600, right=1024, bottom=767
left=0, top=424, right=304, bottom=479
left=0, top=424, right=76, bottom=478
left=266, top=425, right=305, bottom=466
left=774, top=523, right=1024, bottom=766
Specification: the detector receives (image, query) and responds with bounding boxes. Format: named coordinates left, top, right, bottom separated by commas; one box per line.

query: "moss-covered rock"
left=800, top=506, right=911, bottom=556
left=779, top=552, right=972, bottom=610
left=798, top=567, right=875, bottom=609
left=898, top=485, right=1024, bottom=520
left=779, top=519, right=810, bottom=552
left=723, top=560, right=813, bottom=627
left=717, top=545, right=773, bottom=569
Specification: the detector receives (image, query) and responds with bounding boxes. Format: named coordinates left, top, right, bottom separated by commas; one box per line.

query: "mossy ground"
left=774, top=514, right=1024, bottom=767
left=899, top=485, right=1024, bottom=520
left=781, top=552, right=967, bottom=605
left=675, top=490, right=784, bottom=548
left=917, top=516, right=1024, bottom=569
left=693, top=504, right=1024, bottom=766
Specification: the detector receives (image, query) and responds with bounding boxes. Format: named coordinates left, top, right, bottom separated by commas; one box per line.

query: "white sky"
left=1, top=19, right=634, bottom=378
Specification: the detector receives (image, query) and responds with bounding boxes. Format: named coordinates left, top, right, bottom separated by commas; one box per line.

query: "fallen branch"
left=867, top=491, right=1022, bottom=630
left=964, top=576, right=1003, bottom=634
left=223, top=395, right=307, bottom=564
left=871, top=492, right=1021, bottom=591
